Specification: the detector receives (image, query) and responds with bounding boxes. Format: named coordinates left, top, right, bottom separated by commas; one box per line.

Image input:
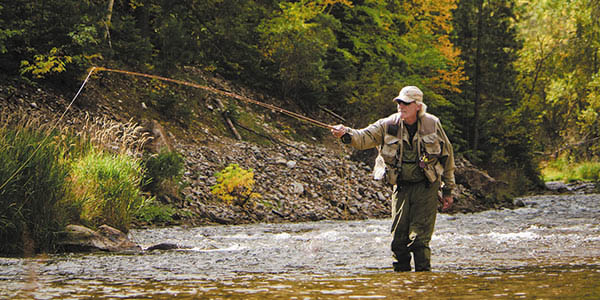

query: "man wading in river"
left=331, top=86, right=455, bottom=272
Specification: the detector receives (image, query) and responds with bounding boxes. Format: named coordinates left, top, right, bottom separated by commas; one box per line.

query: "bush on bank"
left=142, top=148, right=185, bottom=196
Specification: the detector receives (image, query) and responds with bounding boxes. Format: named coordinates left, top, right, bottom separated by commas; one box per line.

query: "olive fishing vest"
left=373, top=113, right=445, bottom=186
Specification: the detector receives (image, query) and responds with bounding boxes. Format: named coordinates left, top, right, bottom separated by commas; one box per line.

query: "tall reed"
left=0, top=124, right=70, bottom=254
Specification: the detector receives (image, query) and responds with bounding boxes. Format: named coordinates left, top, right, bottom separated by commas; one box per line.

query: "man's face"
left=396, top=100, right=420, bottom=118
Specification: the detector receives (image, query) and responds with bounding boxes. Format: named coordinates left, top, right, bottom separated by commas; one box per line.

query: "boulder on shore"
left=58, top=224, right=141, bottom=253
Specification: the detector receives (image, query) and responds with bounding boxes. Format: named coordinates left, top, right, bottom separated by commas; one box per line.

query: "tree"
left=515, top=0, right=600, bottom=160
left=324, top=0, right=465, bottom=126
left=452, top=0, right=524, bottom=161
left=0, top=1, right=105, bottom=80
left=258, top=0, right=351, bottom=108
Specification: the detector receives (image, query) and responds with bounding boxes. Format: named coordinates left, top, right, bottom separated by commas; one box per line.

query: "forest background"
left=3, top=0, right=599, bottom=186
left=1, top=0, right=600, bottom=225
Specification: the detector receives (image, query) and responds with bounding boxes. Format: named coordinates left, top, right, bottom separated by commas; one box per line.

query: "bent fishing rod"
left=91, top=67, right=335, bottom=130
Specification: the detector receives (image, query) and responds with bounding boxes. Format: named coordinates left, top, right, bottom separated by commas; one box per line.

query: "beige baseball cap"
left=393, top=86, right=423, bottom=103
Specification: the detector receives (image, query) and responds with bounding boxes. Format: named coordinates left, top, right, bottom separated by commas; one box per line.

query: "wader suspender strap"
left=392, top=117, right=404, bottom=234
left=395, top=120, right=404, bottom=172
left=417, top=118, right=422, bottom=161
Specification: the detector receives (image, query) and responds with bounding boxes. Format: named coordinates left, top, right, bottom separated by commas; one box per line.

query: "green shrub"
left=142, top=148, right=185, bottom=194
left=70, top=150, right=146, bottom=233
left=211, top=163, right=261, bottom=206
left=0, top=128, right=70, bottom=254
left=576, top=162, right=600, bottom=181
left=19, top=47, right=72, bottom=78
left=135, top=199, right=176, bottom=224
left=541, top=156, right=600, bottom=182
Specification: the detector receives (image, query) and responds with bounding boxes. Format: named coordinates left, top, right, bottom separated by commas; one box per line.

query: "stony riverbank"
left=161, top=132, right=517, bottom=226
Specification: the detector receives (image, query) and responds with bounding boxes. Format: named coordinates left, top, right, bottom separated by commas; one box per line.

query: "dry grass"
left=78, top=113, right=151, bottom=157
left=1, top=108, right=151, bottom=157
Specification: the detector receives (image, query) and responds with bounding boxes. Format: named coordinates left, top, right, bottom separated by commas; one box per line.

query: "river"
left=1, top=194, right=599, bottom=299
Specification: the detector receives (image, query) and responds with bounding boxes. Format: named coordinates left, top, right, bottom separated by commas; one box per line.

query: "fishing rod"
left=91, top=67, right=335, bottom=130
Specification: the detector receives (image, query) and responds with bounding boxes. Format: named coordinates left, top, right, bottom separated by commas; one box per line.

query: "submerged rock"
left=146, top=243, right=181, bottom=251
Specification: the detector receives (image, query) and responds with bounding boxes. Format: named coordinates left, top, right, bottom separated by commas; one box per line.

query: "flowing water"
left=1, top=194, right=599, bottom=299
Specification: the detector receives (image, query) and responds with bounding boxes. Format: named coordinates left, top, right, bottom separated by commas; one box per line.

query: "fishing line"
left=0, top=67, right=96, bottom=192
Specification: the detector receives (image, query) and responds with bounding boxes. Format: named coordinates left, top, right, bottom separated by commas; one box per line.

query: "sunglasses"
left=395, top=100, right=414, bottom=105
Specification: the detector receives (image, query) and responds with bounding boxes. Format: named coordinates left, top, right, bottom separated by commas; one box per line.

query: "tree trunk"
left=105, top=0, right=115, bottom=47
left=472, top=0, right=484, bottom=152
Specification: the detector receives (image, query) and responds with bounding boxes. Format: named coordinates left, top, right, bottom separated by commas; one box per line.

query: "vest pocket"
left=380, top=136, right=399, bottom=162
left=422, top=133, right=441, bottom=155
left=377, top=136, right=400, bottom=185
left=421, top=133, right=442, bottom=183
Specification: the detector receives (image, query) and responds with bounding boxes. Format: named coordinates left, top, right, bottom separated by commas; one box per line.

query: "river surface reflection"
left=1, top=194, right=599, bottom=299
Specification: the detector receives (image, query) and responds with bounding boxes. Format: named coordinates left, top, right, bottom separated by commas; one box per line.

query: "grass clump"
left=135, top=199, right=176, bottom=224
left=70, top=150, right=146, bottom=233
left=0, top=127, right=70, bottom=254
left=573, top=161, right=600, bottom=181
left=211, top=163, right=261, bottom=207
left=142, top=148, right=185, bottom=195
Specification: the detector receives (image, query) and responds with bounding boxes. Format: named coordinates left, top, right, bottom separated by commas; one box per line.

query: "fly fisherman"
left=331, top=86, right=455, bottom=272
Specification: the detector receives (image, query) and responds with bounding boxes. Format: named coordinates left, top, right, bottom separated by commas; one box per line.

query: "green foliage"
left=0, top=0, right=465, bottom=123
left=515, top=0, right=600, bottom=161
left=183, top=0, right=274, bottom=81
left=0, top=0, right=105, bottom=81
left=152, top=13, right=196, bottom=72
left=108, top=13, right=153, bottom=67
left=576, top=162, right=600, bottom=182
left=20, top=47, right=73, bottom=78
left=0, top=3, right=21, bottom=55
left=211, top=164, right=261, bottom=206
left=542, top=157, right=600, bottom=182
left=258, top=1, right=346, bottom=102
left=135, top=198, right=176, bottom=224
left=0, top=127, right=70, bottom=254
left=142, top=147, right=185, bottom=194
left=448, top=0, right=544, bottom=189
left=70, top=150, right=145, bottom=233
left=452, top=0, right=521, bottom=152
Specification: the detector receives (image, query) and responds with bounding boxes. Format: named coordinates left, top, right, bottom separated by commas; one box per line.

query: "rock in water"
left=146, top=243, right=181, bottom=251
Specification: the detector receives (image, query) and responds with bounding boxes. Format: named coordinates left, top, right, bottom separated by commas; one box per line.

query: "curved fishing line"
left=0, top=67, right=97, bottom=193
left=93, top=67, right=335, bottom=130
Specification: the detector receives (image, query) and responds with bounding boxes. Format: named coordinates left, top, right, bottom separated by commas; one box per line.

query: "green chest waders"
left=391, top=142, right=440, bottom=272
